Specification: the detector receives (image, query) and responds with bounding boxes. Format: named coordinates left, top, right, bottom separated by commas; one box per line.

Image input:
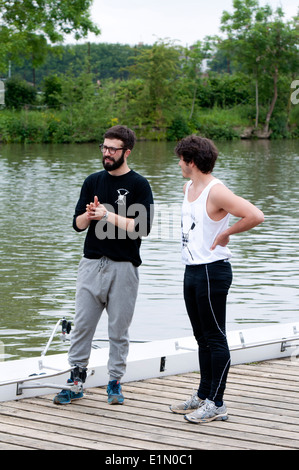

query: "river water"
left=0, top=139, right=298, bottom=360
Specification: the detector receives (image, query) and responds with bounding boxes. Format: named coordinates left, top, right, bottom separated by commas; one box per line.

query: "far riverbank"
left=0, top=105, right=298, bottom=144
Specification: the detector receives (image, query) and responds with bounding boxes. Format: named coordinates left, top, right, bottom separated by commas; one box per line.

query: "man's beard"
left=102, top=152, right=125, bottom=171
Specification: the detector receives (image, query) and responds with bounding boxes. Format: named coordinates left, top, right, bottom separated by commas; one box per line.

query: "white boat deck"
left=0, top=357, right=299, bottom=450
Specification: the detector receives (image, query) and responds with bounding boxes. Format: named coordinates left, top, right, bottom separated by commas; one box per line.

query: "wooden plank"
left=149, top=376, right=299, bottom=404
left=87, top=388, right=299, bottom=450
left=34, top=392, right=299, bottom=449
left=1, top=399, right=245, bottom=450
left=0, top=439, right=32, bottom=450
left=0, top=428, right=81, bottom=450
left=0, top=357, right=298, bottom=450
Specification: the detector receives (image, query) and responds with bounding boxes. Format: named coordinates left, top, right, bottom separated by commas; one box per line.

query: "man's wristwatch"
left=102, top=210, right=109, bottom=221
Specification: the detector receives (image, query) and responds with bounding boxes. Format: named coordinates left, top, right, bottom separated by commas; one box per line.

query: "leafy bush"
left=43, top=75, right=62, bottom=108
left=166, top=116, right=192, bottom=140
left=5, top=77, right=37, bottom=109
left=197, top=123, right=239, bottom=140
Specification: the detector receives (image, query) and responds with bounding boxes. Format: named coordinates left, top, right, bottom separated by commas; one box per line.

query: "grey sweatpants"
left=68, top=256, right=139, bottom=381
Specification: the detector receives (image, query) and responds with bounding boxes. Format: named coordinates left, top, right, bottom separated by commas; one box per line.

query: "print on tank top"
left=182, top=220, right=196, bottom=260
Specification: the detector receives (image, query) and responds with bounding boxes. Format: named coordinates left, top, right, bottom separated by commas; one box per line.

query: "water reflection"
left=0, top=140, right=298, bottom=360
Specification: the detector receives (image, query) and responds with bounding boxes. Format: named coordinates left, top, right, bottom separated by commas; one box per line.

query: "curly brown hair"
left=175, top=135, right=218, bottom=174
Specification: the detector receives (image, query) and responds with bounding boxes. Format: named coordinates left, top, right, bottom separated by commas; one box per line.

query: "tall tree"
left=130, top=39, right=182, bottom=126
left=261, top=8, right=298, bottom=134
left=181, top=41, right=208, bottom=119
left=0, top=0, right=100, bottom=73
left=220, top=0, right=298, bottom=135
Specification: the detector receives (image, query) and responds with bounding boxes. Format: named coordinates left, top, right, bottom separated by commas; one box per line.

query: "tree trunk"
left=189, top=82, right=198, bottom=120
left=263, top=67, right=278, bottom=134
left=255, top=77, right=259, bottom=128
left=31, top=51, right=36, bottom=87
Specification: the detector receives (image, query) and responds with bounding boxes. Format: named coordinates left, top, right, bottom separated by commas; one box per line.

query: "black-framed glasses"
left=99, top=144, right=124, bottom=155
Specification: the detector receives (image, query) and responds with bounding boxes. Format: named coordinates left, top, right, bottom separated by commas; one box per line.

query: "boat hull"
left=0, top=322, right=298, bottom=402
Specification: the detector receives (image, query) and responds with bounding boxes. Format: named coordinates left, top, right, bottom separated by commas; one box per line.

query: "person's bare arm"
left=75, top=212, right=91, bottom=230
left=209, top=185, right=264, bottom=250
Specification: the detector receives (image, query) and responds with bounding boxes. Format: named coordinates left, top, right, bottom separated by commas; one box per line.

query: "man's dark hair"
left=175, top=135, right=218, bottom=174
left=104, top=125, right=136, bottom=150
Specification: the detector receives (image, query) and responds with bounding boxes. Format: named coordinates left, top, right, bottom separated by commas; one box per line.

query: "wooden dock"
left=0, top=357, right=299, bottom=450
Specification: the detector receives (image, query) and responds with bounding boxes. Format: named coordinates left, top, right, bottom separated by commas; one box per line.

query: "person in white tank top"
left=181, top=178, right=232, bottom=265
left=170, top=135, right=264, bottom=423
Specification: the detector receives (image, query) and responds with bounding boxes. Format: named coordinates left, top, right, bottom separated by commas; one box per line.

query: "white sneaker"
left=169, top=391, right=205, bottom=414
left=184, top=398, right=228, bottom=423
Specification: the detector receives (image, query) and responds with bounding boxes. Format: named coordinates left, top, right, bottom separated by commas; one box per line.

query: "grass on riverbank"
left=0, top=104, right=298, bottom=143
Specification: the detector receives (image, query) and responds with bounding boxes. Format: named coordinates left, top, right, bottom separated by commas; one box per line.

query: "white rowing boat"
left=0, top=320, right=298, bottom=403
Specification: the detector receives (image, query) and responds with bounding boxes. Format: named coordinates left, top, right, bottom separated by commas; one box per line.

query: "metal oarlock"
left=61, top=318, right=72, bottom=338
left=38, top=317, right=72, bottom=371
left=71, top=365, right=87, bottom=383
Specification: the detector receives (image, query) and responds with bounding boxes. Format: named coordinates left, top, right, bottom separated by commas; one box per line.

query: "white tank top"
left=181, top=178, right=232, bottom=265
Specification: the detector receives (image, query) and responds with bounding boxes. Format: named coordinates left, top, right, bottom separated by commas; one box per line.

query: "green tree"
left=130, top=40, right=182, bottom=126
left=181, top=41, right=207, bottom=119
left=220, top=0, right=298, bottom=135
left=0, top=0, right=100, bottom=73
left=9, top=43, right=148, bottom=86
left=261, top=9, right=298, bottom=134
left=220, top=0, right=270, bottom=129
left=5, top=76, right=36, bottom=108
left=43, top=74, right=63, bottom=108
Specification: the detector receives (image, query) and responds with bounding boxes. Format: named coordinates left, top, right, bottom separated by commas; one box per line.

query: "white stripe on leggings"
left=205, top=264, right=230, bottom=402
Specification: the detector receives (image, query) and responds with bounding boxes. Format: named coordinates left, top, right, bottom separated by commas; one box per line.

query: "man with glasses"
left=54, top=125, right=153, bottom=405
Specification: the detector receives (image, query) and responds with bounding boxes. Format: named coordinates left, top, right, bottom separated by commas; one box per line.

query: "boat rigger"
left=0, top=319, right=299, bottom=403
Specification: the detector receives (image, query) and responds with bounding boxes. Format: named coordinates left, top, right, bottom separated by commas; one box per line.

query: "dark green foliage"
left=166, top=116, right=192, bottom=141
left=8, top=43, right=146, bottom=86
left=4, top=77, right=37, bottom=109
left=43, top=75, right=62, bottom=108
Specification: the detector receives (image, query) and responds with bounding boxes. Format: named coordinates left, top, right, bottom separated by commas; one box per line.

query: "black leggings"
left=184, top=260, right=233, bottom=406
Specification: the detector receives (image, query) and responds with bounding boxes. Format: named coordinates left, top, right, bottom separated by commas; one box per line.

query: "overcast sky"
left=73, top=0, right=298, bottom=46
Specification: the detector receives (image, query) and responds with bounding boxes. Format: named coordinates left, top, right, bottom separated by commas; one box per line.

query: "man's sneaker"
left=184, top=398, right=228, bottom=423
left=53, top=379, right=84, bottom=405
left=107, top=380, right=124, bottom=405
left=169, top=391, right=205, bottom=414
